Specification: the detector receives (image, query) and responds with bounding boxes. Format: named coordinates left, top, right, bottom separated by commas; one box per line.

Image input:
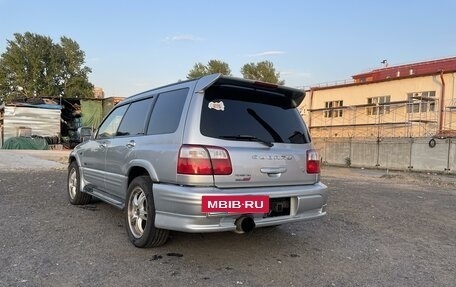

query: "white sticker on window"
left=208, top=101, right=225, bottom=111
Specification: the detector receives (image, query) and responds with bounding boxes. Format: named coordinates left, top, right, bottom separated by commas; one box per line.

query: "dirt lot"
left=0, top=155, right=455, bottom=287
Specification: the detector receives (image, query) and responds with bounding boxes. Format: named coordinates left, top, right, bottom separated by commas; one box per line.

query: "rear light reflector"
left=177, top=145, right=232, bottom=175
left=306, top=149, right=320, bottom=174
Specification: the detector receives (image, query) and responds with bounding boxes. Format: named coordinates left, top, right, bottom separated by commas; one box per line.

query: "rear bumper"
left=153, top=182, right=327, bottom=232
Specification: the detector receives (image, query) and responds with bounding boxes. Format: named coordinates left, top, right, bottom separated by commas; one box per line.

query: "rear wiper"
left=219, top=135, right=274, bottom=147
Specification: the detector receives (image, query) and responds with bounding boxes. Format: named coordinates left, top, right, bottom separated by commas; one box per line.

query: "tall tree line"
left=0, top=32, right=93, bottom=102
left=187, top=59, right=284, bottom=85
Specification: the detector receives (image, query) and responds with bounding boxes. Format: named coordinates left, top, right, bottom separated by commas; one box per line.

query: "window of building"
left=324, top=100, right=343, bottom=118
left=406, top=91, right=436, bottom=113
left=367, top=96, right=391, bottom=115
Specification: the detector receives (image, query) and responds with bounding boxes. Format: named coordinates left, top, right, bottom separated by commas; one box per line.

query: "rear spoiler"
left=195, top=74, right=306, bottom=107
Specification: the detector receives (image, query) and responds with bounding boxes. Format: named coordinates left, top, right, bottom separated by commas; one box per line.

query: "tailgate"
left=214, top=143, right=318, bottom=188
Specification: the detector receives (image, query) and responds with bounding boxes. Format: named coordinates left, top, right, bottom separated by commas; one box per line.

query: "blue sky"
left=1, top=0, right=455, bottom=97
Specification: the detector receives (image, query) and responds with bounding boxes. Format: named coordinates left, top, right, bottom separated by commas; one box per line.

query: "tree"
left=0, top=32, right=93, bottom=102
left=240, top=60, right=284, bottom=85
left=187, top=59, right=232, bottom=79
left=58, top=37, right=93, bottom=98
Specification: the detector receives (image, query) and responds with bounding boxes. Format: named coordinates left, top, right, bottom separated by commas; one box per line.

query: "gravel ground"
left=0, top=150, right=67, bottom=171
left=0, top=153, right=455, bottom=287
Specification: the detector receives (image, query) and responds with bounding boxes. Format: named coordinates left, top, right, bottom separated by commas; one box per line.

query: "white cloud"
left=162, top=34, right=203, bottom=43
left=247, top=50, right=286, bottom=57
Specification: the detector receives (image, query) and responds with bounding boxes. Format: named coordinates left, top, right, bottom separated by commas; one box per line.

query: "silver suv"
left=67, top=74, right=327, bottom=248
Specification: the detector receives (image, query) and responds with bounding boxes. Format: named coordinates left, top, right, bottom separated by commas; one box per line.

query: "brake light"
left=254, top=81, right=278, bottom=89
left=306, top=149, right=320, bottom=174
left=177, top=145, right=232, bottom=175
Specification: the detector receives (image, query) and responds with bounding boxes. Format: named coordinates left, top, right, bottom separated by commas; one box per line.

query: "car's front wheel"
left=67, top=161, right=92, bottom=205
left=125, top=176, right=169, bottom=248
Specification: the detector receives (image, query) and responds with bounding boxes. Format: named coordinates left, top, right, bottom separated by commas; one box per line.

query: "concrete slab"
left=0, top=150, right=70, bottom=171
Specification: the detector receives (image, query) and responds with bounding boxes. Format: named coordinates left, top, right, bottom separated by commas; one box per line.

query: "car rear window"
left=200, top=85, right=310, bottom=144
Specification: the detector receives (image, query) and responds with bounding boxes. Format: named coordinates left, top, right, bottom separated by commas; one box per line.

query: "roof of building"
left=352, top=57, right=456, bottom=82
left=310, top=56, right=456, bottom=91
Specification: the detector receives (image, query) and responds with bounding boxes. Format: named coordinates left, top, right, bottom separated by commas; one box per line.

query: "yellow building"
left=93, top=87, right=105, bottom=99
left=301, top=57, right=456, bottom=138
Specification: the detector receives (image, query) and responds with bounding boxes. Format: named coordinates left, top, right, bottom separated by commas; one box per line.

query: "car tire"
left=67, top=161, right=92, bottom=205
left=125, top=176, right=169, bottom=248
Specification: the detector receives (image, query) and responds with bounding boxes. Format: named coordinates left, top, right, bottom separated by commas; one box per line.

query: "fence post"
left=445, top=138, right=451, bottom=172
left=322, top=138, right=327, bottom=164
left=408, top=137, right=414, bottom=170
left=349, top=137, right=353, bottom=164
left=375, top=137, right=381, bottom=167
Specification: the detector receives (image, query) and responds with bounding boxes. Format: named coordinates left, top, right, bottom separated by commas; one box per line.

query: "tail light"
left=306, top=149, right=320, bottom=174
left=177, top=145, right=232, bottom=175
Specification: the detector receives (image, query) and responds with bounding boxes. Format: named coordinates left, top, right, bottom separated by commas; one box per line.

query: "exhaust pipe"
left=235, top=216, right=256, bottom=233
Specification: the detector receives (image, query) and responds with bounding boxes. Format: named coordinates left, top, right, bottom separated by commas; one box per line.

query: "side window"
left=147, top=88, right=188, bottom=135
left=96, top=105, right=129, bottom=139
left=117, top=98, right=154, bottom=137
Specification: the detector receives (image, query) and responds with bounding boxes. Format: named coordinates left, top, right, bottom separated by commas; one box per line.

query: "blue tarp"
left=11, top=103, right=62, bottom=110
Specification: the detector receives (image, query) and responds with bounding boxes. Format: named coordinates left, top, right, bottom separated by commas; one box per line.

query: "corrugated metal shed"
left=2, top=105, right=61, bottom=146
